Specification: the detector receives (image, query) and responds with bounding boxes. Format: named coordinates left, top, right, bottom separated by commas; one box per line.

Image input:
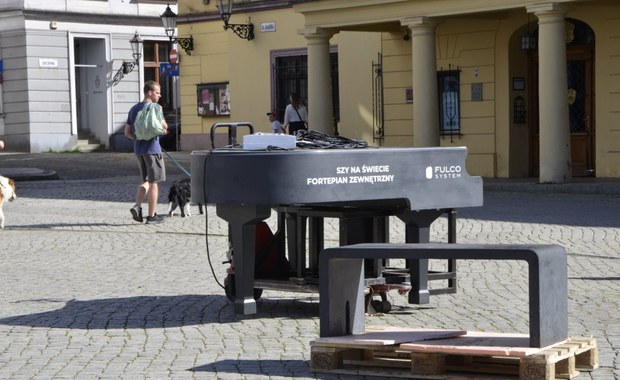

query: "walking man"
left=124, top=80, right=168, bottom=224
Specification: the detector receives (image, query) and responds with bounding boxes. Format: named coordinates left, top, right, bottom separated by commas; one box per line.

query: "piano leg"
left=217, top=204, right=272, bottom=315
left=284, top=210, right=308, bottom=278
left=398, top=210, right=445, bottom=304
left=447, top=209, right=458, bottom=291
left=308, top=216, right=324, bottom=278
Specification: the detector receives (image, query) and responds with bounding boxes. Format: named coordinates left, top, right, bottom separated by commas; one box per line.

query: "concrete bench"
left=319, top=243, right=568, bottom=348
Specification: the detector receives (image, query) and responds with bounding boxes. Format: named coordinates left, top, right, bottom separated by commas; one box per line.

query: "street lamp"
left=216, top=0, right=254, bottom=41
left=112, top=31, right=143, bottom=86
left=124, top=31, right=143, bottom=74
left=160, top=4, right=194, bottom=55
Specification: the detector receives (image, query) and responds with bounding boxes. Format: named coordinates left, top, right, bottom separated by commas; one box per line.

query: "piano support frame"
left=191, top=143, right=484, bottom=315
left=218, top=203, right=459, bottom=315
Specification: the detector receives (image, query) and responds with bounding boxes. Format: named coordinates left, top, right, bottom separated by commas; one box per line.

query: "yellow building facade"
left=177, top=0, right=620, bottom=180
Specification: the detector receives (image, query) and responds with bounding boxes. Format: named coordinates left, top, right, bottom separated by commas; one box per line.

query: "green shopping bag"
left=134, top=102, right=165, bottom=141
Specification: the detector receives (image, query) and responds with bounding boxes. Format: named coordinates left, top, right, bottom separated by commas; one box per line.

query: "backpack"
left=254, top=222, right=291, bottom=279
left=134, top=102, right=165, bottom=141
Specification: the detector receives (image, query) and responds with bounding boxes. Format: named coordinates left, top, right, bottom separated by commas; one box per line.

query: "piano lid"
left=191, top=147, right=483, bottom=211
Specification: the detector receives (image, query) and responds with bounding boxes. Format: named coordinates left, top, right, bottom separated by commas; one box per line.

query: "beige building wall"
left=179, top=1, right=381, bottom=150
left=380, top=17, right=504, bottom=177
left=380, top=32, right=413, bottom=148
left=584, top=5, right=620, bottom=177
left=377, top=4, right=619, bottom=178
left=436, top=18, right=499, bottom=177
left=506, top=18, right=532, bottom=178
left=335, top=32, right=382, bottom=144
left=179, top=0, right=620, bottom=178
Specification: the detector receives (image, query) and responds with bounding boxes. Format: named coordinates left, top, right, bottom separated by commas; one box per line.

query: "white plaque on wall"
left=261, top=22, right=276, bottom=33
left=39, top=59, right=58, bottom=68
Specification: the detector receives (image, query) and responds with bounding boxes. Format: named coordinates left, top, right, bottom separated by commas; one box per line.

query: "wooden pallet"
left=310, top=329, right=598, bottom=380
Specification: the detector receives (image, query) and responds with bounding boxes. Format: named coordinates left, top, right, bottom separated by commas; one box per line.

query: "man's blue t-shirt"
left=127, top=101, right=163, bottom=155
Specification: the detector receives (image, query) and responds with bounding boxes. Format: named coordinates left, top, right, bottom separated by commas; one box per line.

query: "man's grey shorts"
left=137, top=153, right=166, bottom=183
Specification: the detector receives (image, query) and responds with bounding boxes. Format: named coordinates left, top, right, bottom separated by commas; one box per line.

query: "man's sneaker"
left=145, top=214, right=165, bottom=224
left=130, top=206, right=143, bottom=223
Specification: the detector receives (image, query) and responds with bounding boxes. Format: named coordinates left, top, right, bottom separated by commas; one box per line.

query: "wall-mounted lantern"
left=160, top=4, right=194, bottom=55
left=216, top=0, right=254, bottom=41
left=112, top=31, right=143, bottom=86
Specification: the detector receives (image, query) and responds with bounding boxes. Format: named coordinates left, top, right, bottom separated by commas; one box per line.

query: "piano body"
left=191, top=147, right=483, bottom=315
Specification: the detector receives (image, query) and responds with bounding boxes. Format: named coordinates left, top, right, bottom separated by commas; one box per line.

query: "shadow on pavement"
left=0, top=295, right=232, bottom=328
left=8, top=223, right=115, bottom=229
left=190, top=359, right=315, bottom=377
left=252, top=297, right=320, bottom=318
left=0, top=153, right=142, bottom=180
left=0, top=295, right=320, bottom=329
left=568, top=276, right=620, bottom=281
left=10, top=174, right=187, bottom=203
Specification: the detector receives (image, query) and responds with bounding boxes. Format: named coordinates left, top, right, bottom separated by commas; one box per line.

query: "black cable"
left=203, top=154, right=225, bottom=290
left=202, top=129, right=370, bottom=290
left=294, top=129, right=370, bottom=149
left=265, top=145, right=289, bottom=151
left=208, top=130, right=370, bottom=151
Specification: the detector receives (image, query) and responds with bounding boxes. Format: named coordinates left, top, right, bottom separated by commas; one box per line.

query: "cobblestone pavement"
left=0, top=152, right=618, bottom=379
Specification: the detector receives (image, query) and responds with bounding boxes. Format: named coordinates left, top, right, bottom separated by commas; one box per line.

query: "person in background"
left=283, top=93, right=308, bottom=135
left=267, top=111, right=284, bottom=134
left=124, top=80, right=168, bottom=224
left=0, top=140, right=4, bottom=150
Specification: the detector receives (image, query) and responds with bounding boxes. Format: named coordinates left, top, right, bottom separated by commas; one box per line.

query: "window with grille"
left=271, top=50, right=339, bottom=132
left=437, top=69, right=461, bottom=135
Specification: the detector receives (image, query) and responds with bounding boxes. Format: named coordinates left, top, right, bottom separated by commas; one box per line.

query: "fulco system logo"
left=425, top=165, right=462, bottom=179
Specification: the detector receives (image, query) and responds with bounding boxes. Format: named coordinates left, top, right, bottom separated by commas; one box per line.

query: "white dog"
left=0, top=175, right=17, bottom=229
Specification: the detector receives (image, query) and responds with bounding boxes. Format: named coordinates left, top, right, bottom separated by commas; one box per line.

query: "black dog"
left=167, top=178, right=203, bottom=217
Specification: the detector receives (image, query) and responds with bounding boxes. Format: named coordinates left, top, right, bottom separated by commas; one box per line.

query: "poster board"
left=196, top=82, right=230, bottom=117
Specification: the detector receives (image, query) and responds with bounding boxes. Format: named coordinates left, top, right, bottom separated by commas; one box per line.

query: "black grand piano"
left=191, top=146, right=483, bottom=315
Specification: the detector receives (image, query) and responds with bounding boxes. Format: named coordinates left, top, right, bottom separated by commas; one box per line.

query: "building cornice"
left=177, top=0, right=304, bottom=25
left=293, top=0, right=586, bottom=30
left=23, top=10, right=162, bottom=27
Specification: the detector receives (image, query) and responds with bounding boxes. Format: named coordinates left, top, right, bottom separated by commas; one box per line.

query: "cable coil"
left=294, top=130, right=369, bottom=149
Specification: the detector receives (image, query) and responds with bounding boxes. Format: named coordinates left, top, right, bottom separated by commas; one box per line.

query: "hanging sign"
left=160, top=63, right=179, bottom=77
left=169, top=49, right=178, bottom=64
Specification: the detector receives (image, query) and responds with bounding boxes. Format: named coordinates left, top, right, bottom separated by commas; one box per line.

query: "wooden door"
left=566, top=46, right=595, bottom=177
left=529, top=23, right=596, bottom=177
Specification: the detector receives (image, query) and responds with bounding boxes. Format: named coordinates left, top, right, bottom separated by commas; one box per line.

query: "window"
left=274, top=53, right=307, bottom=119
left=143, top=40, right=175, bottom=114
left=271, top=50, right=339, bottom=132
left=437, top=69, right=461, bottom=135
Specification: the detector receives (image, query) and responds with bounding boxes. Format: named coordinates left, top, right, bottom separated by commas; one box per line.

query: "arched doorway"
left=528, top=18, right=595, bottom=177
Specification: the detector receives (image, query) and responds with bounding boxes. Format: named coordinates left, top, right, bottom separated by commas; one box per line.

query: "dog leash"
left=162, top=148, right=192, bottom=178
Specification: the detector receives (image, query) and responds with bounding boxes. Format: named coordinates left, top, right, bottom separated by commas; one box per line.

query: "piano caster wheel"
left=382, top=300, right=392, bottom=313
left=370, top=299, right=392, bottom=313
left=368, top=291, right=392, bottom=314
left=223, top=274, right=263, bottom=302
